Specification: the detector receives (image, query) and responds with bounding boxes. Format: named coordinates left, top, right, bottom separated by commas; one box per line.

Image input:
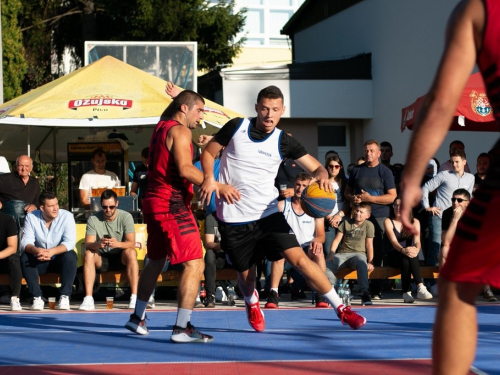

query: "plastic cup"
left=117, top=186, right=126, bottom=196
left=91, top=187, right=99, bottom=197
left=280, top=184, right=287, bottom=193
left=106, top=297, right=114, bottom=309
left=48, top=297, right=56, bottom=310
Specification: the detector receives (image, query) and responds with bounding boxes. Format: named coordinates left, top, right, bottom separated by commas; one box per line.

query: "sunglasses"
left=328, top=165, right=341, bottom=169
left=451, top=198, right=468, bottom=203
left=101, top=205, right=116, bottom=210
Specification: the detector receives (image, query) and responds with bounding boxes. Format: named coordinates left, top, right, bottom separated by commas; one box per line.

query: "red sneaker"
left=336, top=305, right=366, bottom=330
left=264, top=290, right=279, bottom=308
left=315, top=295, right=329, bottom=308
left=245, top=292, right=265, bottom=332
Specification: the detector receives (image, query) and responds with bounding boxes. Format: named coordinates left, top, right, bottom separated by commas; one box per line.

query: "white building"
left=217, top=0, right=495, bottom=171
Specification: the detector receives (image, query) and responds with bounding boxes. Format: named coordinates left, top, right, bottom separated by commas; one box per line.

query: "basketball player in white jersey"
left=199, top=86, right=366, bottom=332
left=265, top=172, right=328, bottom=308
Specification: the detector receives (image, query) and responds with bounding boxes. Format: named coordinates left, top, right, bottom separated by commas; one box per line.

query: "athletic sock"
left=175, top=308, right=193, bottom=329
left=134, top=299, right=148, bottom=320
left=130, top=294, right=137, bottom=303
left=271, top=288, right=279, bottom=294
left=323, top=287, right=343, bottom=310
left=244, top=289, right=259, bottom=305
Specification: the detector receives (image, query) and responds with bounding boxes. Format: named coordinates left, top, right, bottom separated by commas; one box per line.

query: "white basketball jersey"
left=217, top=118, right=282, bottom=223
left=282, top=198, right=316, bottom=248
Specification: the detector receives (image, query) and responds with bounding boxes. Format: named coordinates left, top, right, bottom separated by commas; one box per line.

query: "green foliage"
left=1, top=0, right=27, bottom=101
left=33, top=152, right=69, bottom=209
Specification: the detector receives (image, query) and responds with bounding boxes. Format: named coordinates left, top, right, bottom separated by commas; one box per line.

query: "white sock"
left=134, top=299, right=148, bottom=320
left=130, top=294, right=137, bottom=302
left=175, top=308, right=193, bottom=328
left=271, top=288, right=279, bottom=294
left=323, top=287, right=343, bottom=310
left=244, top=289, right=259, bottom=305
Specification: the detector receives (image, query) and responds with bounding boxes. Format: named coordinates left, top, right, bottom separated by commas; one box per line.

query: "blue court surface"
left=0, top=305, right=498, bottom=374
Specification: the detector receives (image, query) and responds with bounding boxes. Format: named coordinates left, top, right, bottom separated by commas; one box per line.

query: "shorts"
left=440, top=188, right=500, bottom=289
left=98, top=250, right=125, bottom=272
left=218, top=212, right=301, bottom=272
left=144, top=211, right=202, bottom=265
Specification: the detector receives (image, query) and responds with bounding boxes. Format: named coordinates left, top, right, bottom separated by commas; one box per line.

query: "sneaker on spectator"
left=265, top=290, right=280, bottom=308
left=417, top=286, right=433, bottom=300
left=125, top=313, right=149, bottom=335
left=483, top=286, right=497, bottom=302
left=290, top=288, right=307, bottom=301
left=371, top=293, right=382, bottom=300
left=315, top=294, right=329, bottom=308
left=430, top=284, right=438, bottom=297
left=336, top=305, right=366, bottom=330
left=194, top=293, right=204, bottom=308
left=147, top=295, right=155, bottom=309
left=31, top=296, right=44, bottom=311
left=128, top=295, right=137, bottom=309
left=79, top=296, right=95, bottom=311
left=403, top=291, right=415, bottom=303
left=58, top=295, right=70, bottom=310
left=0, top=294, right=10, bottom=304
left=170, top=322, right=213, bottom=343
left=245, top=291, right=265, bottom=332
left=227, top=287, right=238, bottom=300
left=205, top=294, right=216, bottom=308
left=10, top=296, right=22, bottom=311
left=361, top=292, right=372, bottom=306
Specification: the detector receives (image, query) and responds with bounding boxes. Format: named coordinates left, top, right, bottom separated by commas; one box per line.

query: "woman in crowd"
left=323, top=155, right=348, bottom=258
left=384, top=197, right=433, bottom=303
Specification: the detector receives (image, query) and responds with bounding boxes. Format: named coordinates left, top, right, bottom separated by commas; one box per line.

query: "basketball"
left=300, top=183, right=336, bottom=218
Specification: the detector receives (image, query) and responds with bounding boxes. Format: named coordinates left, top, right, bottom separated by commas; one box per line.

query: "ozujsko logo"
left=69, top=95, right=132, bottom=110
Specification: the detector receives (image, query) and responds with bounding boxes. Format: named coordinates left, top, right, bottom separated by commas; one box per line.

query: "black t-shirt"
left=214, top=118, right=307, bottom=160
left=0, top=173, right=40, bottom=206
left=0, top=212, right=17, bottom=252
left=441, top=207, right=453, bottom=231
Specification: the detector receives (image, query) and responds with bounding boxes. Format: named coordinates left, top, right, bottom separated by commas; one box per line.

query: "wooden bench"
left=0, top=268, right=239, bottom=286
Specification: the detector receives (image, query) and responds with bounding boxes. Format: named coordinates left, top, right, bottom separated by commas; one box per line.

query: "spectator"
left=324, top=155, right=349, bottom=258
left=20, top=191, right=77, bottom=310
left=79, top=189, right=138, bottom=310
left=130, top=147, right=149, bottom=208
left=438, top=140, right=472, bottom=173
left=325, top=202, right=374, bottom=306
left=384, top=197, right=432, bottom=303
left=274, top=132, right=305, bottom=201
left=0, top=155, right=40, bottom=245
left=79, top=149, right=120, bottom=209
left=421, top=149, right=474, bottom=267
left=344, top=139, right=397, bottom=299
left=474, top=152, right=491, bottom=188
left=265, top=172, right=327, bottom=308
left=0, top=212, right=22, bottom=310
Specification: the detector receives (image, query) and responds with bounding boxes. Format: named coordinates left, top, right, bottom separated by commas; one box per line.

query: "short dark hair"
left=256, top=86, right=284, bottom=104
left=380, top=141, right=393, bottom=152
left=449, top=140, right=465, bottom=150
left=91, top=148, right=106, bottom=160
left=173, top=90, right=205, bottom=111
left=101, top=189, right=117, bottom=201
left=450, top=149, right=466, bottom=160
left=477, top=152, right=492, bottom=162
left=295, top=172, right=312, bottom=182
left=453, top=188, right=471, bottom=200
left=39, top=191, right=57, bottom=206
left=357, top=202, right=372, bottom=214
left=141, top=147, right=150, bottom=159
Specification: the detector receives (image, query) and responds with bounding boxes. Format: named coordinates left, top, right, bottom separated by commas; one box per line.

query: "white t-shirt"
left=79, top=170, right=120, bottom=203
left=282, top=198, right=316, bottom=248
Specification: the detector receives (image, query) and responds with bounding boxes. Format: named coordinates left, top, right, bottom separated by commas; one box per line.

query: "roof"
left=282, top=0, right=363, bottom=36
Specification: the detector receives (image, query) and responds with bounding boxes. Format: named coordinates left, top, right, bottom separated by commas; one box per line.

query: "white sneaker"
left=10, top=296, right=22, bottom=311
left=215, top=286, right=227, bottom=302
left=31, top=296, right=45, bottom=311
left=417, top=286, right=433, bottom=300
left=128, top=295, right=137, bottom=309
left=58, top=295, right=70, bottom=310
left=79, top=296, right=95, bottom=311
left=430, top=284, right=438, bottom=297
left=227, top=287, right=238, bottom=301
left=147, top=295, right=155, bottom=309
left=403, top=292, right=414, bottom=303
left=194, top=293, right=204, bottom=308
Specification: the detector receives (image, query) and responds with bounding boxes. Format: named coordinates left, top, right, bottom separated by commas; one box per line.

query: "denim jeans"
left=427, top=215, right=442, bottom=266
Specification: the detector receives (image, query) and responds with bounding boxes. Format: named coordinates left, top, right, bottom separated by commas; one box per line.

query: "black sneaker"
left=265, top=290, right=280, bottom=308
left=205, top=295, right=216, bottom=308
left=124, top=313, right=149, bottom=335
left=291, top=288, right=307, bottom=301
left=361, top=292, right=373, bottom=306
left=315, top=294, right=329, bottom=308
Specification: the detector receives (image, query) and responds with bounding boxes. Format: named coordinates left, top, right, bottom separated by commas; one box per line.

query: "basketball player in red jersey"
left=400, top=1, right=500, bottom=373
left=125, top=90, right=239, bottom=343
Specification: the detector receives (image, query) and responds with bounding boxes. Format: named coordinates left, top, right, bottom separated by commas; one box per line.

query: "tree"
left=19, top=0, right=246, bottom=93
left=1, top=0, right=27, bottom=101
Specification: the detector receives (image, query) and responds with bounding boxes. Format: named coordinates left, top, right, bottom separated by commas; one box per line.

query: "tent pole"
left=27, top=125, right=30, bottom=157
left=53, top=127, right=57, bottom=195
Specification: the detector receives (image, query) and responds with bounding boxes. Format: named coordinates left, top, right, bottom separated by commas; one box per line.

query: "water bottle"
left=200, top=283, right=206, bottom=304
left=337, top=281, right=344, bottom=302
left=344, top=285, right=351, bottom=306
